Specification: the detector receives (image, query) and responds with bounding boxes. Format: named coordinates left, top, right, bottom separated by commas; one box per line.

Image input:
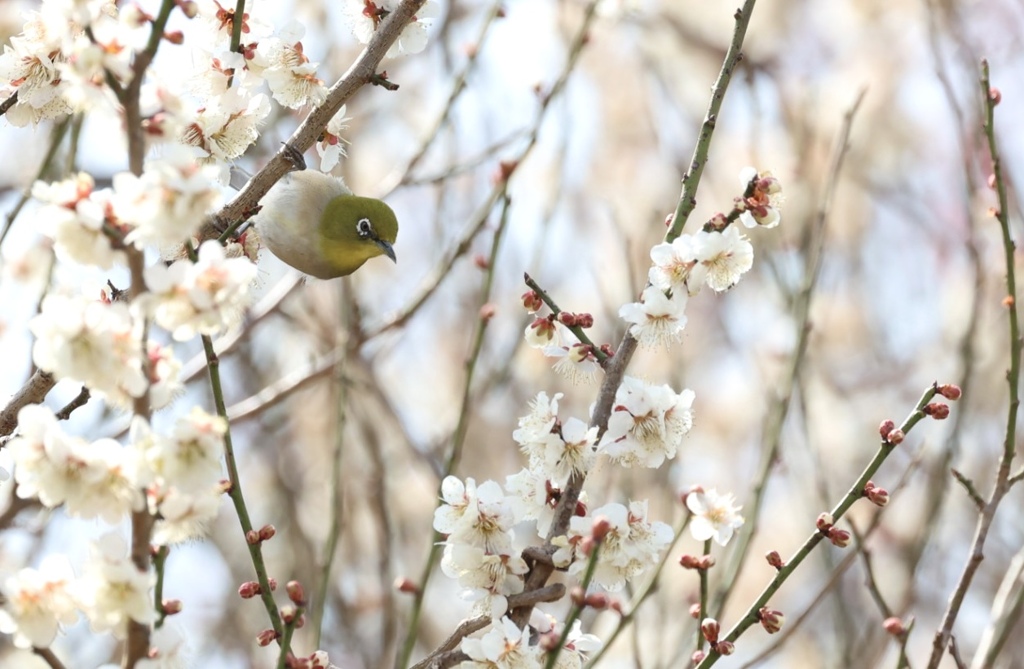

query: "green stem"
left=202, top=334, right=283, bottom=635
left=544, top=544, right=602, bottom=669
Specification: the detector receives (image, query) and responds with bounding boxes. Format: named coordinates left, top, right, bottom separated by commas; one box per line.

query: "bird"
left=253, top=169, right=398, bottom=279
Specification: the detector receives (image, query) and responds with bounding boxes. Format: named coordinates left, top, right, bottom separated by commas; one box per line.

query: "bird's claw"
left=281, top=143, right=307, bottom=172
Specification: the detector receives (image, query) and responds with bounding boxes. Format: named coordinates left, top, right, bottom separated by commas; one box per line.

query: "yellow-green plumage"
left=254, top=170, right=398, bottom=279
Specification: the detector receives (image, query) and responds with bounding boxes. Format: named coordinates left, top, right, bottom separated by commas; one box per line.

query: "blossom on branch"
left=687, top=488, right=744, bottom=546
left=598, top=376, right=694, bottom=469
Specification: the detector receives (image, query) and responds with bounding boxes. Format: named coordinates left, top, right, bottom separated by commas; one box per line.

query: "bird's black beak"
left=376, top=239, right=397, bottom=263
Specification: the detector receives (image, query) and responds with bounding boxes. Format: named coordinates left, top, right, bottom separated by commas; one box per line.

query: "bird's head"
left=318, top=195, right=399, bottom=277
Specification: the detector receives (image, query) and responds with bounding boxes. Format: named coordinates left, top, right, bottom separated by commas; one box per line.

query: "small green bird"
left=254, top=170, right=398, bottom=279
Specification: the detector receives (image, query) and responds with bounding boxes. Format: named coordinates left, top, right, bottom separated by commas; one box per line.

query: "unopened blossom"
left=738, top=167, right=782, bottom=229
left=598, top=376, right=694, bottom=468
left=250, top=23, right=327, bottom=109
left=316, top=106, right=352, bottom=171
left=524, top=317, right=560, bottom=348
left=181, top=88, right=271, bottom=161
left=433, top=477, right=516, bottom=555
left=688, top=226, right=753, bottom=292
left=33, top=173, right=126, bottom=269
left=114, top=147, right=225, bottom=249
left=30, top=293, right=148, bottom=403
left=73, top=534, right=155, bottom=636
left=619, top=285, right=688, bottom=347
left=0, top=555, right=78, bottom=649
left=459, top=616, right=542, bottom=669
left=343, top=0, right=441, bottom=58
left=143, top=240, right=257, bottom=341
left=687, top=488, right=744, bottom=546
left=555, top=501, right=673, bottom=591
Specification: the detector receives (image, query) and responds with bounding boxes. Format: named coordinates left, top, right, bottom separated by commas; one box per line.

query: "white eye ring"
left=357, top=218, right=372, bottom=237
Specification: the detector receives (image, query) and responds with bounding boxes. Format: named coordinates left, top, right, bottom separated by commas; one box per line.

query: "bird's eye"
left=356, top=218, right=373, bottom=238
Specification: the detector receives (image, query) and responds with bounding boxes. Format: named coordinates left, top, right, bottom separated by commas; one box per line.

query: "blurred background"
left=1, top=0, right=1023, bottom=667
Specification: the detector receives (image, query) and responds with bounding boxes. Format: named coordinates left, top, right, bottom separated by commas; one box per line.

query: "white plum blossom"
left=619, top=285, right=688, bottom=347
left=688, top=225, right=753, bottom=293
left=181, top=88, right=271, bottom=161
left=33, top=173, right=126, bottom=269
left=531, top=614, right=602, bottom=669
left=433, top=477, right=516, bottom=555
left=138, top=408, right=226, bottom=492
left=143, top=240, right=257, bottom=340
left=0, top=8, right=73, bottom=126
left=459, top=616, right=542, bottom=669
left=73, top=534, right=155, bottom=637
left=524, top=316, right=561, bottom=349
left=553, top=501, right=673, bottom=591
left=343, top=0, right=440, bottom=58
left=7, top=405, right=140, bottom=522
left=30, top=293, right=148, bottom=404
left=545, top=344, right=600, bottom=385
left=316, top=106, right=351, bottom=172
left=136, top=623, right=192, bottom=669
left=648, top=234, right=701, bottom=294
left=512, top=391, right=562, bottom=468
left=598, top=376, right=694, bottom=468
left=0, top=555, right=78, bottom=649
left=687, top=488, right=744, bottom=546
left=441, top=544, right=527, bottom=619
left=114, top=147, right=225, bottom=249
left=738, top=167, right=783, bottom=229
left=504, top=468, right=557, bottom=538
left=250, top=23, right=327, bottom=109
left=151, top=486, right=223, bottom=545
left=543, top=417, right=598, bottom=484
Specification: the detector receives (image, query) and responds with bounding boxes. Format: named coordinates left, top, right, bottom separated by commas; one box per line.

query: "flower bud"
left=162, top=599, right=183, bottom=615
left=576, top=313, right=594, bottom=328
left=394, top=577, right=419, bottom=594
left=701, top=618, right=720, bottom=643
left=238, top=581, right=261, bottom=599
left=287, top=580, right=306, bottom=605
left=691, top=651, right=705, bottom=665
left=816, top=513, right=833, bottom=532
left=558, top=311, right=578, bottom=327
left=689, top=603, right=701, bottom=619
left=924, top=402, right=950, bottom=419
left=310, top=650, right=331, bottom=668
left=522, top=290, right=543, bottom=313
left=281, top=605, right=298, bottom=623
left=479, top=303, right=496, bottom=321
left=765, top=550, right=784, bottom=569
left=246, top=530, right=260, bottom=545
left=866, top=486, right=889, bottom=507
left=267, top=578, right=278, bottom=591
left=258, top=525, right=276, bottom=541
left=474, top=254, right=489, bottom=269
left=163, top=30, right=185, bottom=44
left=883, top=616, right=906, bottom=636
left=887, top=429, right=905, bottom=445
left=989, top=87, right=1001, bottom=105
left=585, top=592, right=609, bottom=609
left=591, top=515, right=612, bottom=542
left=570, top=586, right=586, bottom=606
left=599, top=343, right=615, bottom=358
left=256, top=629, right=278, bottom=646
left=937, top=384, right=961, bottom=400
left=828, top=528, right=851, bottom=548
left=759, top=607, right=785, bottom=634
left=879, top=420, right=896, bottom=440
left=699, top=555, right=716, bottom=570
left=714, top=640, right=735, bottom=656
left=679, top=554, right=703, bottom=569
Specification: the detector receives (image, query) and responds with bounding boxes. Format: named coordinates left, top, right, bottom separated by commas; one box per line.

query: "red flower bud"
left=759, top=607, right=785, bottom=634
left=258, top=524, right=276, bottom=541
left=937, top=384, right=961, bottom=400
left=765, top=550, right=784, bottom=569
left=828, top=528, right=851, bottom=548
left=286, top=580, right=306, bottom=605
left=883, top=616, right=906, bottom=636
left=701, top=618, right=720, bottom=643
left=256, top=629, right=278, bottom=646
left=238, top=581, right=261, bottom=599
left=879, top=420, right=896, bottom=440
left=714, top=640, right=735, bottom=655
left=394, top=577, right=419, bottom=594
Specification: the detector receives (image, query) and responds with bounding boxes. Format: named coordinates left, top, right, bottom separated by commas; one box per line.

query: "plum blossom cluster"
left=0, top=402, right=236, bottom=649
left=0, top=534, right=154, bottom=648
left=522, top=306, right=602, bottom=386
left=343, top=0, right=440, bottom=58
left=619, top=167, right=782, bottom=347
left=7, top=404, right=226, bottom=545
